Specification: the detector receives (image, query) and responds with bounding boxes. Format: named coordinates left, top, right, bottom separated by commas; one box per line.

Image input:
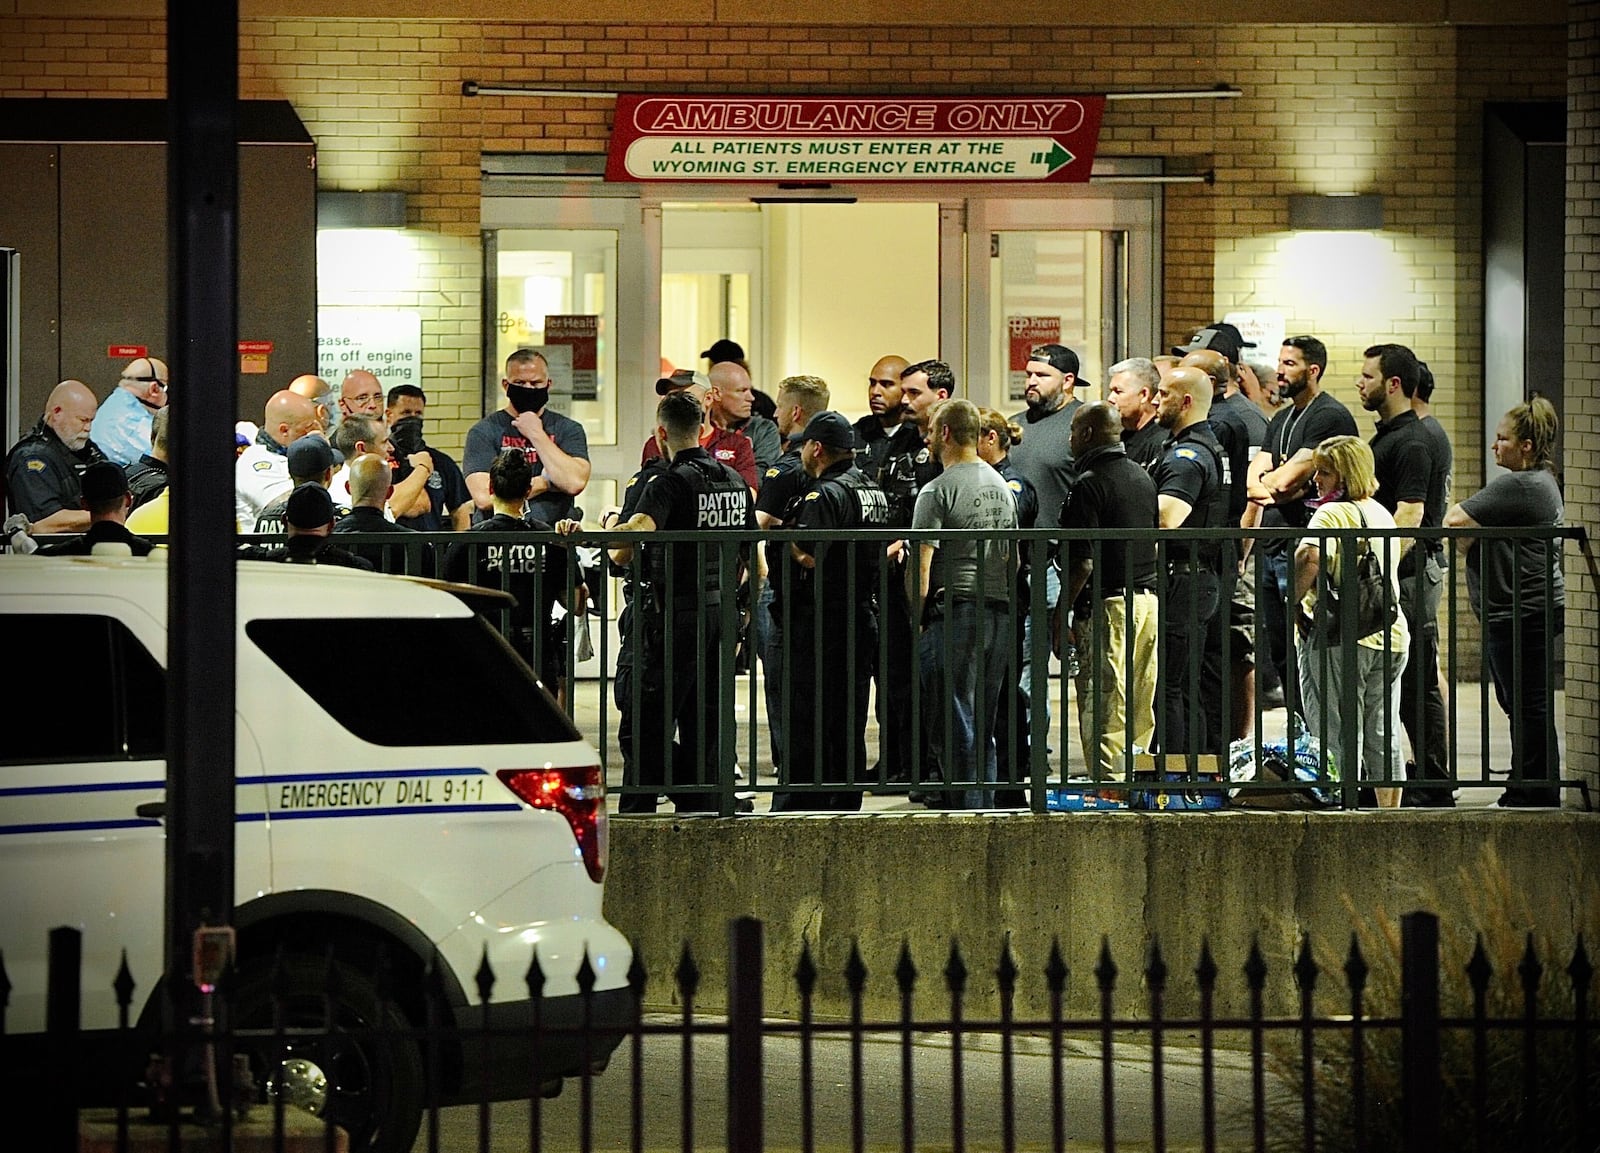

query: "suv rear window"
left=1, top=613, right=166, bottom=763
left=246, top=616, right=582, bottom=746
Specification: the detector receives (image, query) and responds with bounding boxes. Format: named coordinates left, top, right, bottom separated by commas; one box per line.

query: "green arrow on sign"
left=1029, top=142, right=1074, bottom=175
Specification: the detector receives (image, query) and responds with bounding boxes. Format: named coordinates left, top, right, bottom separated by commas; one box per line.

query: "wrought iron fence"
left=47, top=521, right=1595, bottom=813
left=5, top=911, right=1595, bottom=1153
left=287, top=522, right=1591, bottom=815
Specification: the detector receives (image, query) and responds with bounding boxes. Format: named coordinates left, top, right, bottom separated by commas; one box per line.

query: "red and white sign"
left=237, top=340, right=274, bottom=354
left=108, top=344, right=147, bottom=359
left=1007, top=316, right=1061, bottom=401
left=542, top=315, right=600, bottom=402
left=607, top=96, right=1105, bottom=184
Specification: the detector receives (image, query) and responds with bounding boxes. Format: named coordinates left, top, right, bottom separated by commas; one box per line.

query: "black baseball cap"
left=799, top=410, right=855, bottom=452
left=285, top=483, right=336, bottom=530
left=1172, top=322, right=1255, bottom=364
left=700, top=338, right=746, bottom=365
left=80, top=461, right=130, bottom=505
left=1026, top=343, right=1079, bottom=377
left=286, top=435, right=342, bottom=478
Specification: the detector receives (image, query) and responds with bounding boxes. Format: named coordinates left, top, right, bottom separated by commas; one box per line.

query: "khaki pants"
left=1075, top=592, right=1159, bottom=779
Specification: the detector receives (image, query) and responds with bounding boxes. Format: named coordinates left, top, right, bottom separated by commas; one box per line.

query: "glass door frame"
left=966, top=186, right=1159, bottom=408
left=482, top=189, right=649, bottom=491
left=481, top=163, right=1161, bottom=487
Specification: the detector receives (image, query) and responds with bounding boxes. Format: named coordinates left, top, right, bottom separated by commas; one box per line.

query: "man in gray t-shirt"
left=1004, top=342, right=1081, bottom=749
left=912, top=399, right=1017, bottom=810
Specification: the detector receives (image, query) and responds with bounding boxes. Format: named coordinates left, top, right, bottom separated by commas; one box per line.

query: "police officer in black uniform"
left=854, top=359, right=946, bottom=785
left=1150, top=366, right=1228, bottom=755
left=562, top=390, right=752, bottom=814
left=444, top=448, right=578, bottom=699
left=4, top=379, right=107, bottom=535
left=756, top=375, right=832, bottom=777
left=770, top=411, right=890, bottom=812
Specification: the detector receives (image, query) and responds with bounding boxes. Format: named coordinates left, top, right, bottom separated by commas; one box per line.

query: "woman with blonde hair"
left=1444, top=396, right=1565, bottom=807
left=1292, top=435, right=1410, bottom=806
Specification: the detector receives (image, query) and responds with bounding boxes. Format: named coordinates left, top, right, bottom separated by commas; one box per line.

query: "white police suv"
left=0, top=552, right=631, bottom=1152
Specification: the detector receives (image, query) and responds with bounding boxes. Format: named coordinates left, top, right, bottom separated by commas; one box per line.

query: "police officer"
left=855, top=358, right=949, bottom=785
left=445, top=449, right=578, bottom=703
left=771, top=411, right=890, bottom=812
left=1151, top=366, right=1228, bottom=755
left=756, top=375, right=832, bottom=777
left=561, top=390, right=752, bottom=814
left=5, top=380, right=106, bottom=535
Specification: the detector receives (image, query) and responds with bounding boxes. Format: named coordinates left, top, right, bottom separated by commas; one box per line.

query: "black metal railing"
left=34, top=522, right=1593, bottom=813
left=6, top=911, right=1595, bottom=1153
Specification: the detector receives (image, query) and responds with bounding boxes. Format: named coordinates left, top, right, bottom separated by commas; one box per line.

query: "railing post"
left=728, top=916, right=764, bottom=1153
left=1400, top=911, right=1441, bottom=1150
left=45, top=925, right=81, bottom=1153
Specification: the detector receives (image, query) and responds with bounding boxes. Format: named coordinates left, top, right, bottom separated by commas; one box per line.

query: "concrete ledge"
left=605, top=810, right=1600, bottom=1020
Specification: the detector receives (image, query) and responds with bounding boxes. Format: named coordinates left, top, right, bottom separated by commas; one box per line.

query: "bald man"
left=289, top=373, right=338, bottom=432
left=91, top=356, right=169, bottom=466
left=236, top=389, right=324, bottom=532
left=1184, top=347, right=1269, bottom=746
left=6, top=380, right=107, bottom=533
left=708, top=360, right=780, bottom=473
left=851, top=354, right=919, bottom=483
left=339, top=370, right=385, bottom=420
left=1151, top=366, right=1228, bottom=756
left=331, top=452, right=424, bottom=574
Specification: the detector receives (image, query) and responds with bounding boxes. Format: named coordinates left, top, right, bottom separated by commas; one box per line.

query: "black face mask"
left=507, top=383, right=550, bottom=414
left=390, top=416, right=426, bottom=456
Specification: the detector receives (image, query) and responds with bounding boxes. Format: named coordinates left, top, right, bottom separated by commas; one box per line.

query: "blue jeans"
left=1019, top=563, right=1059, bottom=745
left=918, top=600, right=1012, bottom=809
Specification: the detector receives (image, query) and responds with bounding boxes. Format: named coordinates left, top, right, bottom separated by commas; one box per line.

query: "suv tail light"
left=496, top=765, right=607, bottom=884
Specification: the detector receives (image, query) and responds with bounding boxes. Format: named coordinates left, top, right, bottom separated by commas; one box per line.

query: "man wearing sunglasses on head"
left=91, top=356, right=169, bottom=468
left=464, top=348, right=591, bottom=526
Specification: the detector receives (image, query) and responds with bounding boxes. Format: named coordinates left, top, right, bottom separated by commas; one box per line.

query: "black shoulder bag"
left=1319, top=503, right=1398, bottom=645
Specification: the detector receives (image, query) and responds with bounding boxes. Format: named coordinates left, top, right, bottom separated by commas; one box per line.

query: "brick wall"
left=1, top=17, right=1561, bottom=457
left=1567, top=0, right=1599, bottom=790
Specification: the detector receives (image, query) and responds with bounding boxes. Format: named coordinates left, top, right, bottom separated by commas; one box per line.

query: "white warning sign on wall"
left=318, top=308, right=423, bottom=389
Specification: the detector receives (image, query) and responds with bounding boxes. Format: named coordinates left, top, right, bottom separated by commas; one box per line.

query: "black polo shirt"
left=1122, top=418, right=1166, bottom=468
left=1152, top=422, right=1225, bottom=566
left=1207, top=392, right=1267, bottom=522
left=1370, top=408, right=1449, bottom=568
left=1058, top=442, right=1159, bottom=608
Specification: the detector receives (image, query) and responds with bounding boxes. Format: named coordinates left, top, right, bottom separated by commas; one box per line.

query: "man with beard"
left=6, top=380, right=107, bottom=534
left=865, top=358, right=950, bottom=787
left=1244, top=335, right=1358, bottom=707
left=853, top=354, right=917, bottom=484
left=1004, top=343, right=1081, bottom=767
left=464, top=348, right=591, bottom=525
left=1359, top=343, right=1453, bottom=805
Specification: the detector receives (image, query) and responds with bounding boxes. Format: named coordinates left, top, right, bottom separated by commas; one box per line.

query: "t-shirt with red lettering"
left=463, top=407, right=590, bottom=524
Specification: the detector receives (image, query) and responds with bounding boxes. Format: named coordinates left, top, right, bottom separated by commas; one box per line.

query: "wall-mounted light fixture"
left=316, top=190, right=407, bottom=230
left=1287, top=193, right=1384, bottom=231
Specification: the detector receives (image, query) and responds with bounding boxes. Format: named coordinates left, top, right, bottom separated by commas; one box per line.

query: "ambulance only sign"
left=606, top=95, right=1106, bottom=184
